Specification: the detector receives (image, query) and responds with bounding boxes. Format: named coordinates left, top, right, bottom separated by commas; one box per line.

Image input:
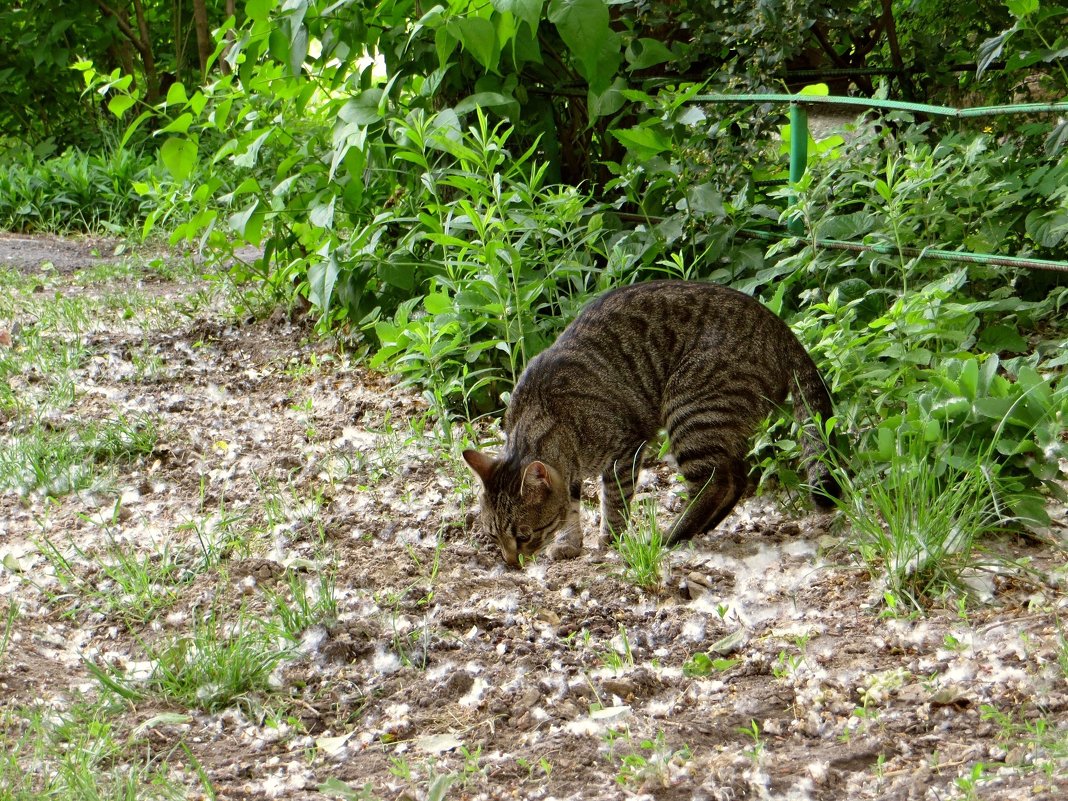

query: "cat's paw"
left=548, top=541, right=583, bottom=561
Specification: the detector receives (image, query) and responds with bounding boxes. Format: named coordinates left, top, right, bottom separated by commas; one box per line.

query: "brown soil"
left=1, top=236, right=1067, bottom=800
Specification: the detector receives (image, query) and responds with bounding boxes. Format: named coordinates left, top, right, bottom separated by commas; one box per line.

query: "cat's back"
left=555, top=280, right=791, bottom=354
left=507, top=281, right=799, bottom=424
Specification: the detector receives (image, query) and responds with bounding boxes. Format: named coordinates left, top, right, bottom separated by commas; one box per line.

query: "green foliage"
left=0, top=698, right=186, bottom=800
left=682, top=652, right=740, bottom=678
left=830, top=423, right=1007, bottom=612
left=611, top=501, right=671, bottom=592
left=138, top=611, right=291, bottom=714
left=0, top=144, right=157, bottom=233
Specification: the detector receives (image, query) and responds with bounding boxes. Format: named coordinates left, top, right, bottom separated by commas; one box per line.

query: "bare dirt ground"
left=1, top=235, right=1068, bottom=800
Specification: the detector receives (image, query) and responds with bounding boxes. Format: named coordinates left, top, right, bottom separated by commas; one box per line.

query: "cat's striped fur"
left=463, top=280, right=839, bottom=568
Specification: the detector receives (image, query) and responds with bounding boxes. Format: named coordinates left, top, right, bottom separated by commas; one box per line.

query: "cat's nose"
left=500, top=544, right=521, bottom=569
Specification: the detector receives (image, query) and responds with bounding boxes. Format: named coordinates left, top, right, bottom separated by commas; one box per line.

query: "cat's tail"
left=790, top=350, right=842, bottom=508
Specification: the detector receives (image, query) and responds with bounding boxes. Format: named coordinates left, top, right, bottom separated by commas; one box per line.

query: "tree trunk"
left=96, top=0, right=161, bottom=101
left=191, top=0, right=213, bottom=77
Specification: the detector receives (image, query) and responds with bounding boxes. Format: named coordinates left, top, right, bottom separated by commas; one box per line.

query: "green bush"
left=0, top=144, right=157, bottom=233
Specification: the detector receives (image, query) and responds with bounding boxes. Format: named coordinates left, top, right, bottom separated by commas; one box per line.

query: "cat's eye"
left=514, top=527, right=532, bottom=544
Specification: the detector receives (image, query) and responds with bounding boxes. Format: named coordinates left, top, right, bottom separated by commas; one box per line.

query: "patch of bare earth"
left=1, top=236, right=1067, bottom=800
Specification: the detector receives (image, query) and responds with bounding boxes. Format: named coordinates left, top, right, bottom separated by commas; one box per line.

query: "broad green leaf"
left=165, top=82, right=188, bottom=106
left=454, top=92, right=516, bottom=114
left=228, top=198, right=259, bottom=236
left=625, top=38, right=674, bottom=70
left=1025, top=209, right=1068, bottom=248
left=494, top=0, right=543, bottom=30
left=957, top=358, right=979, bottom=400
left=289, top=22, right=308, bottom=74
left=548, top=0, right=620, bottom=91
left=309, top=193, right=336, bottom=229
left=339, top=90, right=384, bottom=125
left=978, top=324, right=1028, bottom=354
left=977, top=27, right=1015, bottom=79
left=876, top=425, right=894, bottom=460
left=973, top=396, right=1015, bottom=419
left=424, top=292, right=453, bottom=315
left=308, top=254, right=340, bottom=312
left=159, top=137, right=197, bottom=181
left=189, top=91, right=207, bottom=116
left=1007, top=0, right=1038, bottom=18
left=683, top=183, right=724, bottom=217
left=797, top=83, right=830, bottom=96
left=609, top=125, right=671, bottom=159
left=160, top=113, right=194, bottom=134
left=247, top=0, right=277, bottom=21
left=448, top=17, right=498, bottom=72
left=107, top=94, right=135, bottom=117
left=589, top=77, right=626, bottom=118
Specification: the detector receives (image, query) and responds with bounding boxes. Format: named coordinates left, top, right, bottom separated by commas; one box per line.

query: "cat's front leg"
left=548, top=492, right=584, bottom=560
left=598, top=446, right=646, bottom=546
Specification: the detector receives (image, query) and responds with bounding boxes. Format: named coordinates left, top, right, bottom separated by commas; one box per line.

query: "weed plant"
left=35, top=524, right=198, bottom=625
left=612, top=500, right=671, bottom=592
left=0, top=699, right=185, bottom=800
left=0, top=599, right=16, bottom=665
left=0, top=414, right=158, bottom=497
left=830, top=423, right=1006, bottom=612
left=140, top=611, right=289, bottom=714
left=0, top=145, right=156, bottom=233
left=268, top=570, right=338, bottom=641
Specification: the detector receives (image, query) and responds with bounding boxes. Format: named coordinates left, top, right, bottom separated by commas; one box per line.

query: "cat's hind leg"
left=664, top=446, right=748, bottom=546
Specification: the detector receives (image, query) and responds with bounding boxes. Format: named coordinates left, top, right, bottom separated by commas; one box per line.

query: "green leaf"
left=589, top=77, right=626, bottom=118
left=424, top=293, right=453, bottom=315
left=308, top=254, right=340, bottom=313
left=107, top=94, right=135, bottom=117
left=625, top=38, right=674, bottom=70
left=160, top=113, right=194, bottom=134
left=978, top=324, right=1028, bottom=354
left=339, top=89, right=384, bottom=125
left=494, top=0, right=544, bottom=31
left=972, top=396, right=1015, bottom=419
left=609, top=125, right=671, bottom=159
left=1007, top=0, right=1038, bottom=18
left=289, top=21, right=309, bottom=75
left=309, top=193, right=337, bottom=229
left=454, top=92, right=516, bottom=115
left=159, top=137, right=197, bottom=181
left=682, top=183, right=724, bottom=217
left=958, top=357, right=979, bottom=400
left=1025, top=209, right=1068, bottom=248
left=228, top=198, right=264, bottom=244
left=449, top=17, right=498, bottom=72
left=548, top=0, right=620, bottom=91
left=247, top=0, right=277, bottom=21
left=977, top=27, right=1016, bottom=79
left=165, top=82, right=188, bottom=106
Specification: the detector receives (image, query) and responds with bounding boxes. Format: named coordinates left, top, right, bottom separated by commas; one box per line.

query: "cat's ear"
left=462, top=449, right=496, bottom=485
left=520, top=460, right=554, bottom=496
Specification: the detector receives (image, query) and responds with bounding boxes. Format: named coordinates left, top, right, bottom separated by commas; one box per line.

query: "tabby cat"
left=463, top=280, right=840, bottom=568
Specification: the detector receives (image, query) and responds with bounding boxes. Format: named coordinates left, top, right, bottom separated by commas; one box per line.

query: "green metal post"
left=788, top=101, right=808, bottom=235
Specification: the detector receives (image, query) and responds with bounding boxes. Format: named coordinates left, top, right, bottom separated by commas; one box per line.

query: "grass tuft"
left=612, top=499, right=671, bottom=591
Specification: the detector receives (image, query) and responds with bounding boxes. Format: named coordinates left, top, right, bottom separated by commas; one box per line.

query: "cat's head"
left=462, top=449, right=569, bottom=568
